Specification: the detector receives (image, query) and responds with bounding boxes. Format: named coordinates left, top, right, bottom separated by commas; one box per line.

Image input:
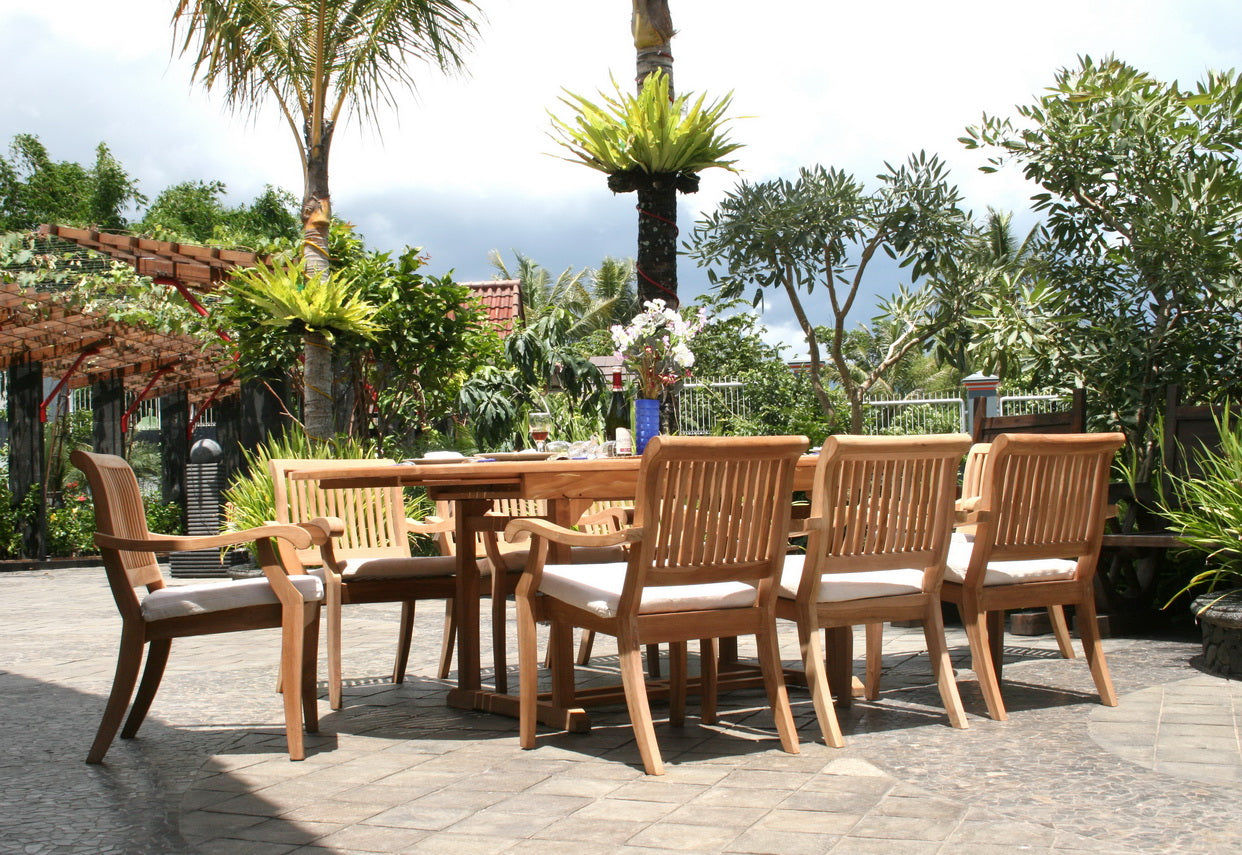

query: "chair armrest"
left=505, top=517, right=643, bottom=548
left=577, top=506, right=631, bottom=531
left=95, top=523, right=315, bottom=554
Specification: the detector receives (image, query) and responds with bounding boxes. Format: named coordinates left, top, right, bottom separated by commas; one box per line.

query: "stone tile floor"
left=2, top=567, right=1240, bottom=854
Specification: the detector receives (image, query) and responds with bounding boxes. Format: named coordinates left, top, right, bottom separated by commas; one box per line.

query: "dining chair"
left=269, top=458, right=458, bottom=710
left=506, top=434, right=808, bottom=775
left=943, top=432, right=1125, bottom=720
left=778, top=434, right=973, bottom=747
left=73, top=449, right=325, bottom=763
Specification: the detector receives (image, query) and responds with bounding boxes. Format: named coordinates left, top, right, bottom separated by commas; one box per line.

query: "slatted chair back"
left=803, top=434, right=971, bottom=591
left=972, top=388, right=1085, bottom=444
left=269, top=458, right=410, bottom=568
left=970, top=433, right=1124, bottom=573
left=623, top=435, right=805, bottom=604
left=76, top=451, right=164, bottom=595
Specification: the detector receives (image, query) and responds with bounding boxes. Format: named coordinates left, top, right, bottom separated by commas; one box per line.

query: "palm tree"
left=172, top=1, right=480, bottom=281
left=172, top=1, right=480, bottom=434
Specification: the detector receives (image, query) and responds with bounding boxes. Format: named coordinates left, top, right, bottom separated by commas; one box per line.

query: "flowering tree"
left=610, top=299, right=702, bottom=399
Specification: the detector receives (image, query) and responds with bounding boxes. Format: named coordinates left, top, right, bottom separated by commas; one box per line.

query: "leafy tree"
left=139, top=180, right=300, bottom=248
left=690, top=154, right=975, bottom=433
left=0, top=134, right=145, bottom=231
left=963, top=55, right=1242, bottom=466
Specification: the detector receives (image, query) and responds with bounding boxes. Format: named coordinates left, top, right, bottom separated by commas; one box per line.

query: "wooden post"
left=7, top=362, right=46, bottom=559
left=215, top=394, right=243, bottom=496
left=91, top=377, right=125, bottom=457
left=160, top=390, right=189, bottom=533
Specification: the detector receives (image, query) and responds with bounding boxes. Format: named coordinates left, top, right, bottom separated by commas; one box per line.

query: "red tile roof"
left=461, top=279, right=522, bottom=336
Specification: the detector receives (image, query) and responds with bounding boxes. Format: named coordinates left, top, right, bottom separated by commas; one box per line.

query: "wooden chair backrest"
left=621, top=435, right=807, bottom=610
left=1163, top=385, right=1224, bottom=484
left=804, top=435, right=971, bottom=591
left=972, top=388, right=1085, bottom=444
left=971, top=433, right=1124, bottom=572
left=72, top=449, right=164, bottom=622
left=269, top=458, right=409, bottom=568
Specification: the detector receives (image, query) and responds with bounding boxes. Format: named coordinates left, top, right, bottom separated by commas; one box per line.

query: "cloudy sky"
left=3, top=1, right=1240, bottom=355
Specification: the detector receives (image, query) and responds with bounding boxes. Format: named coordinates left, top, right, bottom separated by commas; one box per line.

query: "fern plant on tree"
left=549, top=70, right=741, bottom=308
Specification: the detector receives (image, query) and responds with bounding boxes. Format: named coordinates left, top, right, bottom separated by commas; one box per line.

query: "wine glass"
left=529, top=412, right=552, bottom=452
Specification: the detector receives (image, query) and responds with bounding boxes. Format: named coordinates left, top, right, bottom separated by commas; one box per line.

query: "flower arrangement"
left=610, top=299, right=703, bottom=399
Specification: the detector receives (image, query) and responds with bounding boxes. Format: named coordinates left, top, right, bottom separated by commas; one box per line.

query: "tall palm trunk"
left=303, top=122, right=333, bottom=280
left=303, top=330, right=335, bottom=441
left=631, top=0, right=680, bottom=308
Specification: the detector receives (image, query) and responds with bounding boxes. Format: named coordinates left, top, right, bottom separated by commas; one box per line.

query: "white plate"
left=401, top=457, right=475, bottom=465
left=476, top=451, right=559, bottom=462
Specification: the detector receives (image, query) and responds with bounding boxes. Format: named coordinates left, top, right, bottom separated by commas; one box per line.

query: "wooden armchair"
left=778, top=434, right=973, bottom=747
left=506, top=435, right=808, bottom=775
left=73, top=450, right=325, bottom=763
left=943, top=432, right=1125, bottom=720
left=270, top=459, right=458, bottom=710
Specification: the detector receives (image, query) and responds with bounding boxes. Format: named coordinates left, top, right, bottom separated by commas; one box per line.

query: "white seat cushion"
left=778, top=554, right=925, bottom=602
left=142, top=574, right=323, bottom=622
left=538, top=563, right=758, bottom=619
left=944, top=539, right=1078, bottom=586
left=337, top=555, right=457, bottom=579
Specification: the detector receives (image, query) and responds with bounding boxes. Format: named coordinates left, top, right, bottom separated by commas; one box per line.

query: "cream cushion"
left=478, top=545, right=629, bottom=575
left=335, top=555, right=458, bottom=579
left=944, top=537, right=1078, bottom=586
left=538, top=563, right=758, bottom=619
left=142, top=574, right=323, bottom=622
left=778, top=554, right=925, bottom=602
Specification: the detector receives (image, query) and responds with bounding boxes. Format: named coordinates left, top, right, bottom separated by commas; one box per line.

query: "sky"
left=2, top=0, right=1241, bottom=359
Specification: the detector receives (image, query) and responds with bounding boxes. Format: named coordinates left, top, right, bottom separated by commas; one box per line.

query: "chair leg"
left=1050, top=605, right=1076, bottom=659
left=668, top=641, right=687, bottom=727
left=618, top=625, right=664, bottom=775
left=795, top=617, right=844, bottom=748
left=325, top=583, right=345, bottom=710
left=548, top=620, right=577, bottom=708
left=824, top=626, right=853, bottom=708
left=1075, top=596, right=1117, bottom=706
left=492, top=569, right=510, bottom=694
left=962, top=601, right=1007, bottom=721
left=302, top=603, right=321, bottom=735
left=392, top=600, right=415, bottom=685
left=121, top=637, right=170, bottom=739
left=864, top=622, right=883, bottom=701
left=87, top=629, right=146, bottom=763
left=921, top=602, right=968, bottom=729
left=987, top=609, right=1005, bottom=681
left=279, top=603, right=307, bottom=761
left=516, top=591, right=540, bottom=750
left=756, top=622, right=799, bottom=756
left=575, top=629, right=596, bottom=665
left=699, top=638, right=718, bottom=726
left=646, top=643, right=662, bottom=679
left=438, top=599, right=457, bottom=680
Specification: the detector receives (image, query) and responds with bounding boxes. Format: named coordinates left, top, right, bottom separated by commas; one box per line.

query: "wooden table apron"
left=292, top=456, right=819, bottom=731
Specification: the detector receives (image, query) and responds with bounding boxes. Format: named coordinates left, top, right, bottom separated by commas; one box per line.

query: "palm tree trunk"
left=636, top=183, right=679, bottom=307
left=302, top=123, right=333, bottom=281
left=303, top=330, right=334, bottom=441
left=632, top=0, right=674, bottom=93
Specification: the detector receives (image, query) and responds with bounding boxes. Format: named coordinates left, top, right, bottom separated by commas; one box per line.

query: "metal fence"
left=861, top=390, right=1075, bottom=436
left=675, top=380, right=748, bottom=436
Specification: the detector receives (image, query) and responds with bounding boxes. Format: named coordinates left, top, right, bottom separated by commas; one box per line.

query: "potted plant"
left=1160, top=406, right=1242, bottom=677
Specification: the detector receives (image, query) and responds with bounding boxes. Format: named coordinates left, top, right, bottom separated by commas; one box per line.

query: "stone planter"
left=1192, top=589, right=1242, bottom=678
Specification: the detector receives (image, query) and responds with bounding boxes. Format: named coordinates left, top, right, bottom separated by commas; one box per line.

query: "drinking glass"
left=529, top=412, right=552, bottom=452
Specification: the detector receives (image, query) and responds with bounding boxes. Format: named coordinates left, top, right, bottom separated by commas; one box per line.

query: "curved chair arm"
left=95, top=523, right=315, bottom=554
left=952, top=496, right=989, bottom=527
left=577, top=506, right=632, bottom=531
left=408, top=515, right=453, bottom=534
left=505, top=517, right=643, bottom=548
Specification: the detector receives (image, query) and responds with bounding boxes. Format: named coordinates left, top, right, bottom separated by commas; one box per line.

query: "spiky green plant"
left=549, top=70, right=742, bottom=181
left=226, top=257, right=384, bottom=342
left=1159, top=406, right=1242, bottom=606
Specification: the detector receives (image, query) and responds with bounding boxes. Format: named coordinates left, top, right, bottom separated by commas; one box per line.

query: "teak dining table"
left=292, top=454, right=821, bottom=730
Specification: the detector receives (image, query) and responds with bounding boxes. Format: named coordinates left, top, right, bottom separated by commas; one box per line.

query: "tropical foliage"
left=963, top=55, right=1242, bottom=466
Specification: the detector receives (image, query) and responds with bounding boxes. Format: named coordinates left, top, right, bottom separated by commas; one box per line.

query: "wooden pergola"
left=1, top=226, right=281, bottom=562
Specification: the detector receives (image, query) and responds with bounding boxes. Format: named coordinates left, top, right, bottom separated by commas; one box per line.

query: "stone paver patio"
left=2, top=566, right=1240, bottom=854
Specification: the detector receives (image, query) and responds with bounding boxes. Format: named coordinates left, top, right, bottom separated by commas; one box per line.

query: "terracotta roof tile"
left=461, top=279, right=522, bottom=336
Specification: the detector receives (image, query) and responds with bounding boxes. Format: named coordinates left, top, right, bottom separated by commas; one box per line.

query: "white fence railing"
left=675, top=380, right=748, bottom=436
